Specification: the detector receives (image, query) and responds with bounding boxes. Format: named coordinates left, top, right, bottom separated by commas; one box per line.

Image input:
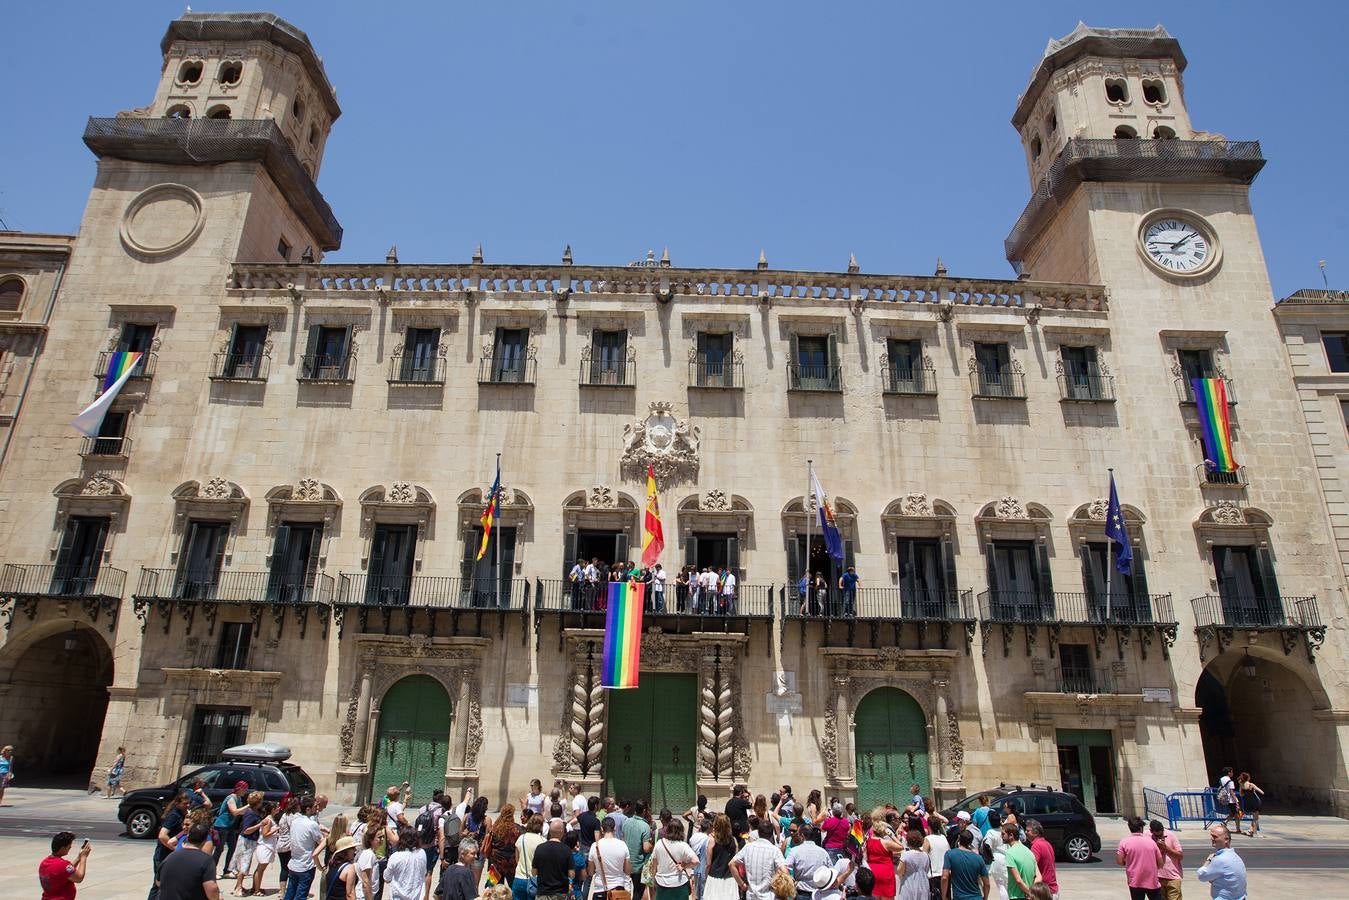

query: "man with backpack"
left=414, top=791, right=448, bottom=872
left=440, top=801, right=465, bottom=872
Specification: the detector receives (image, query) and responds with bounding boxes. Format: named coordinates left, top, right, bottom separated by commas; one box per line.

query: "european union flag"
left=1105, top=473, right=1133, bottom=576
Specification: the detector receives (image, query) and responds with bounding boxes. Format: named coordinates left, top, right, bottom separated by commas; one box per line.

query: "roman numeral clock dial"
left=1138, top=211, right=1220, bottom=277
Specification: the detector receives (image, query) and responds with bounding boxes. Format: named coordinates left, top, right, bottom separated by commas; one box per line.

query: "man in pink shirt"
left=1115, top=816, right=1164, bottom=900
left=1025, top=820, right=1058, bottom=899
left=1148, top=819, right=1184, bottom=900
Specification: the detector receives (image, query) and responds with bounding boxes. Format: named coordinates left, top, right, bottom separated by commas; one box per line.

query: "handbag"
left=598, top=841, right=632, bottom=900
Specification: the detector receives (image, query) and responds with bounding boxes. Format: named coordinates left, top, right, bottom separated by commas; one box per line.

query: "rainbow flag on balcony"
left=1192, top=378, right=1238, bottom=472
left=71, top=352, right=142, bottom=437
left=601, top=580, right=644, bottom=689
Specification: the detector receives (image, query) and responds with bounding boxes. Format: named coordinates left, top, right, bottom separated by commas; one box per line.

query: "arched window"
left=1142, top=79, right=1167, bottom=105
left=218, top=61, right=243, bottom=86
left=292, top=97, right=306, bottom=123
left=1030, top=136, right=1042, bottom=160
left=1047, top=110, right=1058, bottom=134
left=207, top=105, right=232, bottom=120
left=1152, top=125, right=1176, bottom=140
left=0, top=277, right=25, bottom=312
left=176, top=60, right=203, bottom=85
left=1105, top=78, right=1129, bottom=104
left=308, top=124, right=320, bottom=147
left=165, top=105, right=192, bottom=120
left=1114, top=125, right=1138, bottom=140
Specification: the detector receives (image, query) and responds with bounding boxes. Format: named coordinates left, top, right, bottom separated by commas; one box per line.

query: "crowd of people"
left=566, top=560, right=740, bottom=615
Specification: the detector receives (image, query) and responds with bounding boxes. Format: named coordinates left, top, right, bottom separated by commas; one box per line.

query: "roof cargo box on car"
left=221, top=743, right=292, bottom=762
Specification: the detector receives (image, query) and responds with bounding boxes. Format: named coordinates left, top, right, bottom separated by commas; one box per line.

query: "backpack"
left=441, top=810, right=464, bottom=853
left=415, top=806, right=440, bottom=846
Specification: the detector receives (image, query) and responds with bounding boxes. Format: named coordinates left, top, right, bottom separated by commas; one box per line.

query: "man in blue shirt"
left=838, top=566, right=859, bottom=617
left=1196, top=823, right=1247, bottom=899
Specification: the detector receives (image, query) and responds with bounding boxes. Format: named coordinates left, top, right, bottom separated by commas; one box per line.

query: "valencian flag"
left=476, top=460, right=501, bottom=561
left=641, top=464, right=664, bottom=567
left=1105, top=472, right=1133, bottom=575
left=71, top=352, right=143, bottom=437
left=811, top=469, right=845, bottom=561
left=601, top=581, right=644, bottom=688
left=1193, top=378, right=1238, bottom=473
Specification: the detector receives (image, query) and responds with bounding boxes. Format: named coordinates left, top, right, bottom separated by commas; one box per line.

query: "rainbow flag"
left=845, top=818, right=865, bottom=859
left=484, top=864, right=502, bottom=888
left=601, top=581, right=644, bottom=688
left=71, top=352, right=143, bottom=437
left=1192, top=378, right=1238, bottom=472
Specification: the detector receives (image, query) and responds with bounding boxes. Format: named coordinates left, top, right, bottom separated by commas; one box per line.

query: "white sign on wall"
left=1142, top=687, right=1173, bottom=704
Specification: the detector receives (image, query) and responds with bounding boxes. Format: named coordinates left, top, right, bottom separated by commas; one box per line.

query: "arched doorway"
left=854, top=687, right=929, bottom=810
left=1196, top=654, right=1336, bottom=813
left=0, top=623, right=113, bottom=783
left=370, top=675, right=452, bottom=802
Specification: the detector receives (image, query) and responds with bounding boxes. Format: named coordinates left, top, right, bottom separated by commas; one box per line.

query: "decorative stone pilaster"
left=552, top=639, right=605, bottom=779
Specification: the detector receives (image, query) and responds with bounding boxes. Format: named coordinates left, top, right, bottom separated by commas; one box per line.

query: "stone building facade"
left=0, top=15, right=1345, bottom=820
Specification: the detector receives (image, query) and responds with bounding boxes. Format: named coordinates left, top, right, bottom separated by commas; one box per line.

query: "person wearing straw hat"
left=323, top=836, right=358, bottom=900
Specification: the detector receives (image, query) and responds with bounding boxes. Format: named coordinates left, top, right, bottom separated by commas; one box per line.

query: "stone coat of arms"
left=621, top=401, right=699, bottom=483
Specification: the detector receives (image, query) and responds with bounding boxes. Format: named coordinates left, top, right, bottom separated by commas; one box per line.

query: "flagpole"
left=804, top=459, right=813, bottom=614
left=494, top=451, right=502, bottom=610
left=1105, top=467, right=1113, bottom=623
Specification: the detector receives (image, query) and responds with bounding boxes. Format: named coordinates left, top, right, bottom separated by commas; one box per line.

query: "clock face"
left=1142, top=217, right=1212, bottom=274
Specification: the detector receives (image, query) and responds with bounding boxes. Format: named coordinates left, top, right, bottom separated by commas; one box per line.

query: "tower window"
left=218, top=61, right=243, bottom=86
left=176, top=60, right=204, bottom=85
left=292, top=97, right=306, bottom=123
left=277, top=237, right=292, bottom=261
left=1152, top=125, right=1176, bottom=140
left=1104, top=78, right=1129, bottom=103
left=166, top=105, right=191, bottom=119
left=1142, top=80, right=1167, bottom=104
left=1047, top=110, right=1058, bottom=134
left=1114, top=125, right=1138, bottom=140
left=308, top=124, right=320, bottom=147
left=0, top=278, right=25, bottom=313
left=1030, top=136, right=1042, bottom=160
left=207, top=105, right=232, bottom=120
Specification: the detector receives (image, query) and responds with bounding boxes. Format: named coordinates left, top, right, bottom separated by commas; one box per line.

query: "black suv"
left=117, top=759, right=315, bottom=839
left=943, top=786, right=1101, bottom=863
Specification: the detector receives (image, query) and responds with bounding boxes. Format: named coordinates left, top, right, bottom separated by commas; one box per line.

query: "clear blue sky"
left=4, top=1, right=1346, bottom=297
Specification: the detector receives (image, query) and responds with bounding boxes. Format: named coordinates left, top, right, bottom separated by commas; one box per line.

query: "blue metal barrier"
left=1143, top=786, right=1221, bottom=831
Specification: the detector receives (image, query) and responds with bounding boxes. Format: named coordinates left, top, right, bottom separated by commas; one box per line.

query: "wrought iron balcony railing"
left=1197, top=464, right=1248, bottom=487
left=1191, top=593, right=1319, bottom=629
left=1176, top=375, right=1237, bottom=404
left=978, top=590, right=1175, bottom=625
left=298, top=353, right=355, bottom=383
left=787, top=363, right=842, bottom=392
left=1056, top=666, right=1117, bottom=694
left=79, top=435, right=131, bottom=458
left=209, top=351, right=270, bottom=382
left=134, top=568, right=335, bottom=604
left=881, top=359, right=938, bottom=396
left=534, top=578, right=776, bottom=618
left=388, top=352, right=447, bottom=385
left=689, top=354, right=743, bottom=389
left=1058, top=372, right=1116, bottom=402
left=336, top=574, right=528, bottom=610
left=580, top=346, right=635, bottom=387
left=478, top=356, right=536, bottom=385
left=0, top=563, right=127, bottom=599
left=94, top=350, right=156, bottom=386
left=785, top=586, right=974, bottom=620
left=971, top=370, right=1027, bottom=399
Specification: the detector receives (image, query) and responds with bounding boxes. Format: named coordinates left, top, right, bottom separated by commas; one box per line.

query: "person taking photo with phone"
left=39, top=831, right=91, bottom=900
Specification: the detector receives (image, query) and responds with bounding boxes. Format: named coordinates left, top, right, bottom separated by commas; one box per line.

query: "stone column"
left=833, top=676, right=853, bottom=782
left=935, top=686, right=955, bottom=783
left=351, top=670, right=373, bottom=764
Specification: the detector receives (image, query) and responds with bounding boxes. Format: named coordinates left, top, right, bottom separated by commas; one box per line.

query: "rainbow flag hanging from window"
left=71, top=351, right=142, bottom=437
left=1192, top=378, right=1238, bottom=472
left=601, top=581, right=644, bottom=689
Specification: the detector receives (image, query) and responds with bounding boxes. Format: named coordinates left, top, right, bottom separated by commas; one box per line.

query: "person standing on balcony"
left=569, top=560, right=585, bottom=611
left=651, top=564, right=666, bottom=613
left=838, top=566, right=859, bottom=618
left=719, top=567, right=736, bottom=615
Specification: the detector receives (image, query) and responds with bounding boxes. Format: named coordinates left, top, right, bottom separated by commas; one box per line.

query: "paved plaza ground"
left=0, top=789, right=1345, bottom=898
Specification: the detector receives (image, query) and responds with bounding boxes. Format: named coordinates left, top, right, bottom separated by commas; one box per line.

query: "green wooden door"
left=605, top=673, right=696, bottom=812
left=371, top=675, right=452, bottom=803
left=1055, top=729, right=1117, bottom=814
left=854, top=688, right=929, bottom=810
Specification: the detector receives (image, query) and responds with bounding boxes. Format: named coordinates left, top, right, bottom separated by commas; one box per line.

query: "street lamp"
left=1239, top=652, right=1257, bottom=679
left=63, top=624, right=78, bottom=652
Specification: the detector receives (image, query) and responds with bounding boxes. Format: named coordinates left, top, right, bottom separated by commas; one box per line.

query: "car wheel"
left=126, top=807, right=159, bottom=839
left=1063, top=833, right=1093, bottom=863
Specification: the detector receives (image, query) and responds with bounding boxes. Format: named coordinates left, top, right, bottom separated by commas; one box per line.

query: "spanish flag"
left=476, top=461, right=501, bottom=561
left=641, top=464, right=664, bottom=567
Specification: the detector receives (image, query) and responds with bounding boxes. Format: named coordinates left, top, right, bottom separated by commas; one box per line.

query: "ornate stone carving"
left=201, top=477, right=232, bottom=499
left=642, top=631, right=680, bottom=669
left=81, top=473, right=118, bottom=496
left=1085, top=498, right=1108, bottom=521
left=388, top=481, right=415, bottom=503
left=900, top=493, right=933, bottom=517
left=995, top=496, right=1027, bottom=519
left=464, top=679, right=483, bottom=769
left=295, top=478, right=323, bottom=501
left=1211, top=501, right=1243, bottom=524
left=621, top=401, right=700, bottom=483
left=703, top=489, right=729, bottom=511
left=947, top=712, right=964, bottom=777
left=589, top=486, right=615, bottom=509
left=821, top=705, right=838, bottom=777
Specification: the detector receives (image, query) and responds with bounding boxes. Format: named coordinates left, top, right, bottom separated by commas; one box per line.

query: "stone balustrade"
left=229, top=262, right=1107, bottom=312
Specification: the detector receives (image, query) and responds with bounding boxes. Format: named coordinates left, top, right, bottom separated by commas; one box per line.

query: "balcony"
left=79, top=435, right=131, bottom=458
left=388, top=352, right=447, bottom=385
left=881, top=359, right=938, bottom=396
left=979, top=590, right=1175, bottom=625
left=784, top=585, right=975, bottom=650
left=134, top=568, right=335, bottom=605
left=532, top=578, right=774, bottom=647
left=1192, top=594, right=1326, bottom=660
left=478, top=356, right=536, bottom=385
left=1197, top=463, right=1248, bottom=488
left=298, top=353, right=355, bottom=383
left=1057, top=372, right=1116, bottom=402
left=1055, top=666, right=1117, bottom=694
left=971, top=370, right=1026, bottom=399
left=209, top=351, right=270, bottom=382
left=94, top=350, right=156, bottom=386
left=0, top=564, right=127, bottom=630
left=787, top=363, right=842, bottom=392
left=1176, top=375, right=1236, bottom=404
left=689, top=354, right=743, bottom=390
left=579, top=346, right=635, bottom=388
left=336, top=574, right=528, bottom=611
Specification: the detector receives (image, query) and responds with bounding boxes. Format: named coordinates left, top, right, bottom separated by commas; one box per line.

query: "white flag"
left=71, top=353, right=142, bottom=437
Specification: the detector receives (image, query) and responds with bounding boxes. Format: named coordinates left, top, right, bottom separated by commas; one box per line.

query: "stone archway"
left=1196, top=650, right=1342, bottom=814
left=0, top=621, right=113, bottom=781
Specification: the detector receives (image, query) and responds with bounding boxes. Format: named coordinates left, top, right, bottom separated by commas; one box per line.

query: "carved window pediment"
left=51, top=475, right=130, bottom=562
left=881, top=494, right=957, bottom=538
left=677, top=492, right=754, bottom=540
left=172, top=478, right=248, bottom=522
left=458, top=487, right=533, bottom=534
left=975, top=497, right=1051, bottom=542
left=1194, top=502, right=1272, bottom=546
left=563, top=488, right=638, bottom=534
left=265, top=479, right=341, bottom=525
left=1068, top=500, right=1145, bottom=546
left=782, top=495, right=857, bottom=539
left=359, top=483, right=435, bottom=531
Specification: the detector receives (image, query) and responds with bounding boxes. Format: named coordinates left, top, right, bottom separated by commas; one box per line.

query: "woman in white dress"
left=251, top=801, right=280, bottom=896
